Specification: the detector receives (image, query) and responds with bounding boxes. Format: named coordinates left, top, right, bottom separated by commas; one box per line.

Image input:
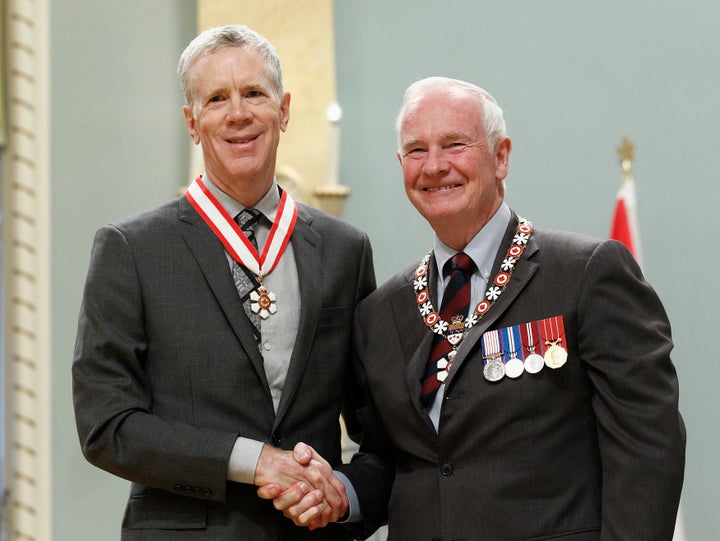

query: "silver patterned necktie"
left=232, top=208, right=263, bottom=346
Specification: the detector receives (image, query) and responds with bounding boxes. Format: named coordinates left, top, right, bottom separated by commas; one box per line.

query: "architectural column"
left=2, top=0, right=53, bottom=539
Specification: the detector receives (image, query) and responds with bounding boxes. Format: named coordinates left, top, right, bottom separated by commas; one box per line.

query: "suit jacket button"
left=271, top=434, right=282, bottom=446
left=440, top=462, right=454, bottom=476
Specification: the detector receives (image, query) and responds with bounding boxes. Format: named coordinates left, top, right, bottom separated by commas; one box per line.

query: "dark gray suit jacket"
left=72, top=194, right=375, bottom=540
left=341, top=215, right=685, bottom=541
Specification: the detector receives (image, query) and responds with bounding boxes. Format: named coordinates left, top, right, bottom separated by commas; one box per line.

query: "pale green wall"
left=335, top=1, right=719, bottom=540
left=47, top=0, right=718, bottom=539
left=50, top=1, right=197, bottom=539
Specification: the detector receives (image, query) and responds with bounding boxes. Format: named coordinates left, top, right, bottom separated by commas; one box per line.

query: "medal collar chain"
left=414, top=217, right=533, bottom=342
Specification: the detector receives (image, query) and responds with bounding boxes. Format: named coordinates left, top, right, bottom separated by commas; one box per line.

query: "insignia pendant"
left=250, top=286, right=277, bottom=320
left=484, top=358, right=505, bottom=382
left=524, top=353, right=545, bottom=374
left=544, top=343, right=567, bottom=369
left=505, top=357, right=524, bottom=379
left=436, top=362, right=449, bottom=383
left=446, top=315, right=465, bottom=346
left=446, top=331, right=463, bottom=346
left=436, top=350, right=457, bottom=383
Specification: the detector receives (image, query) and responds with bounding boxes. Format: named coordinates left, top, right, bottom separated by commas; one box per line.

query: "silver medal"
left=483, top=359, right=505, bottom=382
left=505, top=357, right=524, bottom=379
left=524, top=353, right=544, bottom=374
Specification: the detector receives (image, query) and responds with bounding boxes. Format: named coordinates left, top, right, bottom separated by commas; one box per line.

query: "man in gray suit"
left=72, top=25, right=375, bottom=540
left=266, top=77, right=685, bottom=540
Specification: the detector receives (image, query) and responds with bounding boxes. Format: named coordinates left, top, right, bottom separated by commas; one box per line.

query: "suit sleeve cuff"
left=334, top=470, right=362, bottom=522
left=227, top=437, right=265, bottom=484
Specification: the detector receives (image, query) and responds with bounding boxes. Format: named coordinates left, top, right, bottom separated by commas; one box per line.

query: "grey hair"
left=395, top=76, right=507, bottom=152
left=177, top=25, right=283, bottom=108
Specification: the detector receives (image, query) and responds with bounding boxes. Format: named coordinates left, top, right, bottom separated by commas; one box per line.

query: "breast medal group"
left=480, top=316, right=567, bottom=382
left=414, top=217, right=569, bottom=383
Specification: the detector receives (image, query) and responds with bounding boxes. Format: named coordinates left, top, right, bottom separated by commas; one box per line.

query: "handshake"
left=254, top=441, right=350, bottom=530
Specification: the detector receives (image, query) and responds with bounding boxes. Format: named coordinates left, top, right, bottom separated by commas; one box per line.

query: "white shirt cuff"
left=227, top=437, right=265, bottom=484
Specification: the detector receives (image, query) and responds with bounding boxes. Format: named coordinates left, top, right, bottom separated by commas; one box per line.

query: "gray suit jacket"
left=340, top=215, right=685, bottom=541
left=73, top=195, right=375, bottom=540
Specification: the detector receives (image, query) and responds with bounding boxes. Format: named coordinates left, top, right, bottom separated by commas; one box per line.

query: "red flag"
left=609, top=178, right=642, bottom=266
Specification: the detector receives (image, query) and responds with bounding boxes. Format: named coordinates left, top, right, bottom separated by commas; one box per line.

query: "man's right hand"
left=255, top=442, right=348, bottom=529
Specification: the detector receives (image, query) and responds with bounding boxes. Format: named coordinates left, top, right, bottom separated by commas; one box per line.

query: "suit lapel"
left=177, top=198, right=272, bottom=401
left=274, top=210, right=321, bottom=425
left=393, top=265, right=438, bottom=429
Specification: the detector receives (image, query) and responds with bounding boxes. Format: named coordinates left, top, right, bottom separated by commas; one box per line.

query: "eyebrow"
left=401, top=137, right=423, bottom=149
left=401, top=131, right=472, bottom=148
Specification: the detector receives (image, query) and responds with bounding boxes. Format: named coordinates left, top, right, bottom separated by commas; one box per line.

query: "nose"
left=227, top=96, right=252, bottom=123
left=422, top=146, right=450, bottom=176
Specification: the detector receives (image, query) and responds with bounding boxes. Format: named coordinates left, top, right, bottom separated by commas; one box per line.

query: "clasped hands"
left=254, top=442, right=348, bottom=530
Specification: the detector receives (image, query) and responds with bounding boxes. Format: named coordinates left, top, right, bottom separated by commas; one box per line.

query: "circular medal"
left=544, top=345, right=568, bottom=369
left=505, top=357, right=524, bottom=379
left=483, top=359, right=505, bottom=382
left=524, top=353, right=545, bottom=374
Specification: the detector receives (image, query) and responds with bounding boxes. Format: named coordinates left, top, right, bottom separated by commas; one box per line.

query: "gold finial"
left=617, top=135, right=635, bottom=182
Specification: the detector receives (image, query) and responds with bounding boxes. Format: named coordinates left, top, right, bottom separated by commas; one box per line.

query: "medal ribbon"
left=481, top=330, right=502, bottom=365
left=520, top=320, right=545, bottom=358
left=539, top=315, right=565, bottom=347
left=185, top=177, right=298, bottom=279
left=503, top=325, right=521, bottom=360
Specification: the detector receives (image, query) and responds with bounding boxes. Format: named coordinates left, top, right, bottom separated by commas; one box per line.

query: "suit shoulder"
left=533, top=227, right=602, bottom=249
left=531, top=227, right=611, bottom=259
left=530, top=227, right=639, bottom=277
left=99, top=197, right=183, bottom=240
left=109, top=198, right=180, bottom=226
left=359, top=259, right=417, bottom=311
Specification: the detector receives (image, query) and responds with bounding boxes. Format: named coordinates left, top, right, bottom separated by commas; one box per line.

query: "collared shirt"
left=427, top=203, right=512, bottom=428
left=203, top=175, right=301, bottom=483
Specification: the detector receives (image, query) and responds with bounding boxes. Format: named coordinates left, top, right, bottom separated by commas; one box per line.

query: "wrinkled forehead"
left=401, top=89, right=485, bottom=139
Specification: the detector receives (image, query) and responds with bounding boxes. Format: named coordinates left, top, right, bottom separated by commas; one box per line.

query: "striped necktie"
left=232, top=208, right=263, bottom=345
left=421, top=252, right=476, bottom=407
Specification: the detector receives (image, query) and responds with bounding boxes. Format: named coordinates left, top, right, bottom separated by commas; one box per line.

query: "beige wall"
left=197, top=0, right=340, bottom=208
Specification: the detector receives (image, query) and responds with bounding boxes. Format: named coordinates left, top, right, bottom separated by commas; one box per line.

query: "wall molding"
left=2, top=0, right=52, bottom=539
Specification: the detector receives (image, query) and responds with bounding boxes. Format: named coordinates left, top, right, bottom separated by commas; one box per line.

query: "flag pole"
left=617, top=135, right=635, bottom=184
left=609, top=136, right=642, bottom=265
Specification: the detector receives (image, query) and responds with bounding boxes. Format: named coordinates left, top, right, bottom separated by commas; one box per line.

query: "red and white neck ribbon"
left=185, top=176, right=297, bottom=280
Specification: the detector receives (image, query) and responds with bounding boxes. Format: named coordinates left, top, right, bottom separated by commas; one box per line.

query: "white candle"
left=326, top=102, right=342, bottom=186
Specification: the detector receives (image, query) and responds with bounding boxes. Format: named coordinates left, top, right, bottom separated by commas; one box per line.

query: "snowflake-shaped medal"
left=250, top=286, right=277, bottom=319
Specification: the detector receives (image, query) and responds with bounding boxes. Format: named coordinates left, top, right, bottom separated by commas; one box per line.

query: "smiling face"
left=398, top=88, right=511, bottom=249
left=183, top=46, right=290, bottom=206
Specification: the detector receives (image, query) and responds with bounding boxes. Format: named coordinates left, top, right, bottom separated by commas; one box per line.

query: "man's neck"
left=207, top=173, right=274, bottom=208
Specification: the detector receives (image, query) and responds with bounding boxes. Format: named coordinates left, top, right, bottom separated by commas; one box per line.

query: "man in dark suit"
left=72, top=25, right=375, bottom=540
left=267, top=77, right=685, bottom=540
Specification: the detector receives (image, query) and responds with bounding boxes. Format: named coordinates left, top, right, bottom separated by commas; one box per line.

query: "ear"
left=494, top=136, right=512, bottom=180
left=183, top=105, right=200, bottom=144
left=279, top=92, right=291, bottom=132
